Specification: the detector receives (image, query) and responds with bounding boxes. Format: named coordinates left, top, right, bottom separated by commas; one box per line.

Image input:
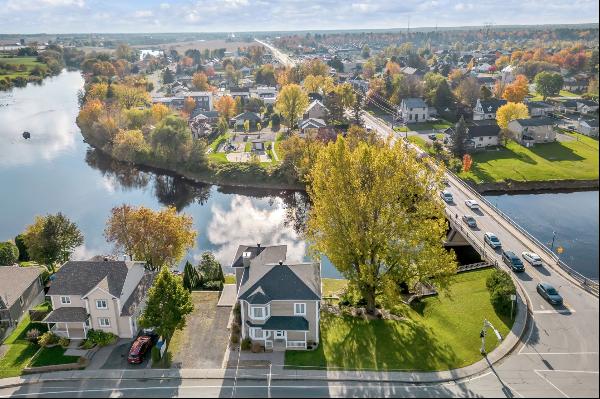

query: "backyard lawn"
left=29, top=346, right=80, bottom=368
left=396, top=120, right=452, bottom=133
left=322, top=278, right=348, bottom=298
left=286, top=268, right=513, bottom=371
left=459, top=136, right=599, bottom=183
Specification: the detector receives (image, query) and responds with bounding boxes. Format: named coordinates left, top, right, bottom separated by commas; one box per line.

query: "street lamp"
left=550, top=231, right=557, bottom=251
left=480, top=319, right=502, bottom=355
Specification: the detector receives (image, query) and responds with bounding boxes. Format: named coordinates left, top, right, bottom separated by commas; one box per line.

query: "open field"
left=0, top=56, right=44, bottom=80
left=286, top=268, right=512, bottom=371
left=459, top=136, right=599, bottom=183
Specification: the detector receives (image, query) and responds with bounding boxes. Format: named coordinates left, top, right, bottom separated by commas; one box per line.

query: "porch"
left=42, top=307, right=90, bottom=339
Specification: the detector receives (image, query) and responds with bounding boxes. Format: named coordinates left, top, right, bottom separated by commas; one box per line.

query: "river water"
left=0, top=71, right=598, bottom=280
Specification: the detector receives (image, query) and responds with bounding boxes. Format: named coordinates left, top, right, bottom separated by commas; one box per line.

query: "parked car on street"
left=127, top=335, right=154, bottom=364
left=440, top=190, right=454, bottom=203
left=484, top=232, right=502, bottom=248
left=428, top=134, right=437, bottom=140
left=502, top=250, right=525, bottom=272
left=462, top=215, right=477, bottom=228
left=522, top=251, right=543, bottom=266
left=465, top=199, right=480, bottom=210
left=537, top=282, right=563, bottom=305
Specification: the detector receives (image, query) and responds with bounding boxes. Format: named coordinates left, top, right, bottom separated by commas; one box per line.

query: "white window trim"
left=249, top=327, right=264, bottom=340
left=250, top=305, right=270, bottom=320
left=96, top=299, right=108, bottom=310
left=98, top=317, right=111, bottom=328
left=60, top=296, right=71, bottom=304
left=294, top=303, right=306, bottom=316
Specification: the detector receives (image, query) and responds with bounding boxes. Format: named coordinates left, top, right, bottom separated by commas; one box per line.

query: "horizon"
left=0, top=0, right=598, bottom=35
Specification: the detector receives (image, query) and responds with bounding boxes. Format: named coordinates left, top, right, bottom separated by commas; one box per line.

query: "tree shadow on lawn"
left=529, top=142, right=584, bottom=162
left=314, top=313, right=460, bottom=372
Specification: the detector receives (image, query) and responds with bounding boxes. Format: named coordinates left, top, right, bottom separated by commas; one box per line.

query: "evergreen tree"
left=352, top=92, right=364, bottom=127
left=162, top=68, right=175, bottom=84
left=182, top=260, right=199, bottom=291
left=451, top=116, right=468, bottom=158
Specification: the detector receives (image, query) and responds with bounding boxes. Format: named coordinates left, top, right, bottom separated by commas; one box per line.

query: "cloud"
left=6, top=0, right=84, bottom=11
left=133, top=9, right=153, bottom=18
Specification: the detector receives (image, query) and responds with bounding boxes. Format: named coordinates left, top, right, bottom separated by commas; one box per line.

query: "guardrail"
left=457, top=262, right=493, bottom=273
left=445, top=170, right=599, bottom=294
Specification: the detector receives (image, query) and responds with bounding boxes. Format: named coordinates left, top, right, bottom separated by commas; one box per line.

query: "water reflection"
left=0, top=71, right=84, bottom=167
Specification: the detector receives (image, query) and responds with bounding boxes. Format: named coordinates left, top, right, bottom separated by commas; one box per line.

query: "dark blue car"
left=502, top=250, right=525, bottom=272
left=537, top=282, right=563, bottom=306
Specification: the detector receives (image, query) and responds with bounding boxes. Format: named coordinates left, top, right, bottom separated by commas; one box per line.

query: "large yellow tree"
left=191, top=72, right=210, bottom=91
left=497, top=102, right=530, bottom=129
left=104, top=205, right=197, bottom=271
left=215, top=95, right=236, bottom=119
left=275, top=84, right=309, bottom=130
left=307, top=137, right=457, bottom=314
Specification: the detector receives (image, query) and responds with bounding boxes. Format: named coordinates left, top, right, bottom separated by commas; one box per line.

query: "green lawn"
left=396, top=120, right=452, bottom=133
left=244, top=142, right=251, bottom=152
left=322, top=278, right=348, bottom=298
left=0, top=314, right=48, bottom=378
left=0, top=56, right=45, bottom=80
left=459, top=137, right=599, bottom=183
left=29, top=346, right=80, bottom=368
left=286, top=269, right=513, bottom=371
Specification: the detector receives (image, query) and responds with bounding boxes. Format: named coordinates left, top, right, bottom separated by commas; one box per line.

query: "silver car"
left=522, top=251, right=543, bottom=266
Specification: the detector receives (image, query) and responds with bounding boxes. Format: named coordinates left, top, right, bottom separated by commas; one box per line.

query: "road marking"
left=520, top=351, right=599, bottom=355
left=532, top=309, right=576, bottom=314
left=535, top=369, right=599, bottom=374
left=532, top=369, right=598, bottom=398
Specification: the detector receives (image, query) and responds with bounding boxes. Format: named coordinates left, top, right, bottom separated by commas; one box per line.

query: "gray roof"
left=232, top=111, right=261, bottom=122
left=120, top=272, right=158, bottom=316
left=231, top=245, right=287, bottom=268
left=299, top=118, right=326, bottom=129
left=467, top=124, right=500, bottom=138
left=0, top=266, right=43, bottom=308
left=513, top=118, right=555, bottom=127
left=47, top=261, right=133, bottom=297
left=402, top=98, right=427, bottom=108
left=247, top=316, right=309, bottom=331
left=43, top=307, right=88, bottom=323
left=477, top=99, right=507, bottom=114
left=239, top=262, right=321, bottom=304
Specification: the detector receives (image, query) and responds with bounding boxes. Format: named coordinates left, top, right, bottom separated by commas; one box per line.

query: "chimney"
left=278, top=260, right=283, bottom=266
left=257, top=243, right=261, bottom=248
left=242, top=251, right=252, bottom=268
left=103, top=257, right=109, bottom=262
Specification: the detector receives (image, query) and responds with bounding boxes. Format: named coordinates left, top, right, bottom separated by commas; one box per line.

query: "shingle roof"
left=238, top=262, right=321, bottom=303
left=467, top=124, right=500, bottom=138
left=247, top=316, right=309, bottom=331
left=47, top=261, right=132, bottom=297
left=0, top=266, right=42, bottom=308
left=513, top=118, right=555, bottom=127
left=402, top=98, right=427, bottom=108
left=231, top=245, right=287, bottom=268
left=120, top=272, right=158, bottom=316
left=477, top=99, right=507, bottom=114
left=43, top=307, right=88, bottom=323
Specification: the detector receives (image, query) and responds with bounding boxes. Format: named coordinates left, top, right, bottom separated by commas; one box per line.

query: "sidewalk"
left=0, top=295, right=527, bottom=389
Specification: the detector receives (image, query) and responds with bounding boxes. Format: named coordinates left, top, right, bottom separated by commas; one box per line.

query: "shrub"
left=202, top=280, right=224, bottom=291
left=486, top=269, right=516, bottom=317
left=151, top=346, right=161, bottom=364
left=0, top=241, right=19, bottom=266
left=38, top=332, right=59, bottom=347
left=230, top=333, right=240, bottom=345
left=241, top=338, right=252, bottom=351
left=80, top=340, right=96, bottom=349
left=231, top=322, right=240, bottom=336
left=26, top=328, right=41, bottom=343
left=86, top=329, right=118, bottom=347
left=58, top=337, right=70, bottom=347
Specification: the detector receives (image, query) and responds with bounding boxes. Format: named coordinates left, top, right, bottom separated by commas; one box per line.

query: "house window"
left=275, top=330, right=286, bottom=339
left=60, top=296, right=71, bottom=304
left=19, top=296, right=24, bottom=306
left=294, top=303, right=306, bottom=316
left=250, top=305, right=269, bottom=320
left=96, top=299, right=108, bottom=310
left=98, top=318, right=111, bottom=328
left=250, top=327, right=264, bottom=339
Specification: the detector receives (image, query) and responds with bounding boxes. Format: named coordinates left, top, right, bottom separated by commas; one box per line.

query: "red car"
left=127, top=336, right=152, bottom=364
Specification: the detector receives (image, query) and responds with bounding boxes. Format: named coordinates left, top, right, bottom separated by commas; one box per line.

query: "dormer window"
left=60, top=296, right=71, bottom=304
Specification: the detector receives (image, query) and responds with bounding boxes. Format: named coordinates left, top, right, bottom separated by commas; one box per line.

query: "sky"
left=0, top=0, right=598, bottom=34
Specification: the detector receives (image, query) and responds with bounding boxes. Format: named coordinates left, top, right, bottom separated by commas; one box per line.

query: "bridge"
left=259, top=41, right=599, bottom=397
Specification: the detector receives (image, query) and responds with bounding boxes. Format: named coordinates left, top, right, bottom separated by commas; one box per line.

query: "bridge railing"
left=445, top=170, right=599, bottom=294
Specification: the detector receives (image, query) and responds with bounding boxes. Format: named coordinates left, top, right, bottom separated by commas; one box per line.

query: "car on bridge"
left=440, top=190, right=454, bottom=203
left=462, top=215, right=477, bottom=228
left=537, top=282, right=563, bottom=305
left=465, top=199, right=480, bottom=210
left=502, top=250, right=525, bottom=272
left=484, top=232, right=502, bottom=249
left=522, top=251, right=543, bottom=266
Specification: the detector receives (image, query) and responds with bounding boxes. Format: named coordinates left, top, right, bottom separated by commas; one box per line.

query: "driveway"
left=100, top=339, right=151, bottom=369
left=171, top=291, right=231, bottom=369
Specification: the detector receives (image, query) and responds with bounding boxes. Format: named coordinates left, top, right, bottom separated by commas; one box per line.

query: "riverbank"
left=80, top=128, right=304, bottom=191
left=468, top=178, right=599, bottom=194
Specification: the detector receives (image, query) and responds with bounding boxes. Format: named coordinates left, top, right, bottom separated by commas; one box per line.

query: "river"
left=0, top=71, right=597, bottom=280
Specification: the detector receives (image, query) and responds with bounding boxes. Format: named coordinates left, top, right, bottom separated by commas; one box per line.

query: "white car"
left=465, top=199, right=480, bottom=210
left=522, top=251, right=543, bottom=266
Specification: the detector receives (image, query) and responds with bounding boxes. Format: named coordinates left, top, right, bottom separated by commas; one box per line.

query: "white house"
left=303, top=100, right=328, bottom=120
left=473, top=98, right=507, bottom=121
left=501, top=65, right=516, bottom=84
left=466, top=123, right=500, bottom=149
left=577, top=119, right=599, bottom=137
left=399, top=98, right=428, bottom=124
left=576, top=100, right=599, bottom=115
left=507, top=118, right=557, bottom=147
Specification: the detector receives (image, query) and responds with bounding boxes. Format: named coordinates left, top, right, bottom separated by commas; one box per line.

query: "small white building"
left=508, top=118, right=557, bottom=147
left=303, top=100, right=328, bottom=120
left=576, top=100, right=599, bottom=115
left=577, top=119, right=599, bottom=137
left=473, top=99, right=507, bottom=121
left=466, top=124, right=500, bottom=149
left=399, top=98, right=428, bottom=124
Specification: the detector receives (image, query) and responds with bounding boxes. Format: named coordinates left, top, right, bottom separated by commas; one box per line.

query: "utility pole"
left=480, top=319, right=502, bottom=355
left=550, top=231, right=557, bottom=251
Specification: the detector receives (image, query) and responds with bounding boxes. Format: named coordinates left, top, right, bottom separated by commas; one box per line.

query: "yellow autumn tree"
left=497, top=102, right=530, bottom=129
left=113, top=129, right=150, bottom=162
left=275, top=84, right=309, bottom=130
left=151, top=103, right=170, bottom=123
left=215, top=95, right=236, bottom=120
left=104, top=204, right=197, bottom=271
left=502, top=75, right=529, bottom=103
left=306, top=137, right=457, bottom=314
left=191, top=72, right=210, bottom=91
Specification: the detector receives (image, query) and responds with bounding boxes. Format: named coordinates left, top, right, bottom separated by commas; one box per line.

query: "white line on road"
left=533, top=369, right=570, bottom=398
left=532, top=309, right=576, bottom=314
left=534, top=369, right=600, bottom=374
left=519, top=352, right=599, bottom=355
